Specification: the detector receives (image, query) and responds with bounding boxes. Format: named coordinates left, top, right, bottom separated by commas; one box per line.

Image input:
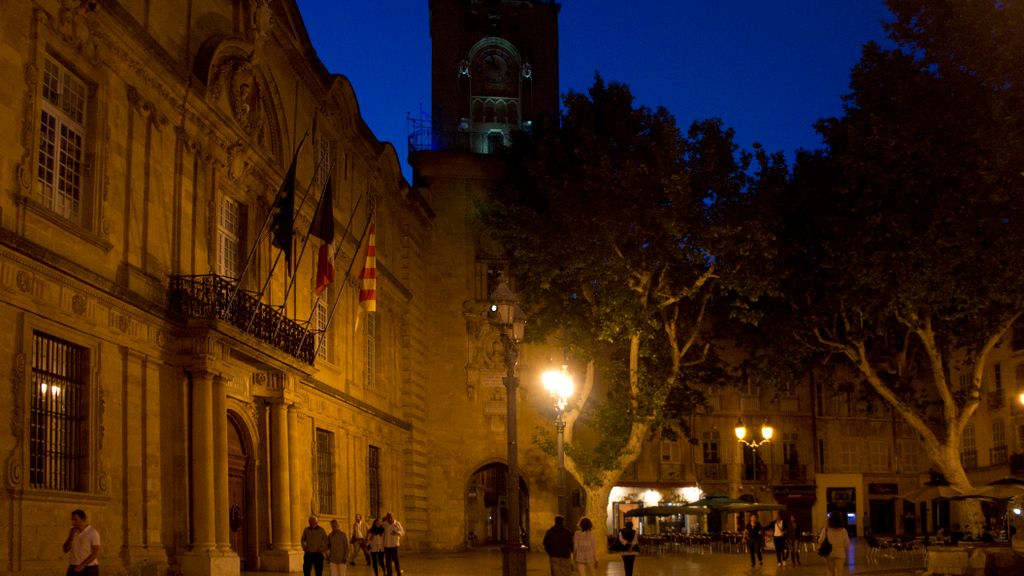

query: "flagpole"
left=272, top=167, right=336, bottom=340
left=314, top=212, right=374, bottom=360
left=298, top=189, right=365, bottom=354
left=244, top=152, right=325, bottom=332
left=228, top=129, right=308, bottom=310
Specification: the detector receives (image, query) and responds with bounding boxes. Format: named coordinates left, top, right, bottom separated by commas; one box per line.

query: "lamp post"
left=734, top=418, right=774, bottom=450
left=490, top=280, right=527, bottom=576
left=542, top=365, right=574, bottom=518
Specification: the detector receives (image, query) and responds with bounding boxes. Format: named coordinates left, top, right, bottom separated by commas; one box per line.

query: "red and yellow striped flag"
left=359, top=220, right=377, bottom=312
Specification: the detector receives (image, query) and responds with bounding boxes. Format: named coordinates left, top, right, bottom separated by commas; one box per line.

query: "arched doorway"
left=227, top=414, right=252, bottom=569
left=466, top=463, right=530, bottom=546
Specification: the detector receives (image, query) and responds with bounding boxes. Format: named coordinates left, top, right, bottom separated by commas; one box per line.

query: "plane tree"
left=752, top=0, right=1024, bottom=518
left=485, top=77, right=779, bottom=540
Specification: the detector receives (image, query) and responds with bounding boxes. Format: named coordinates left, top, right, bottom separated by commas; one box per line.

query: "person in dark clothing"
left=542, top=515, right=574, bottom=576
left=616, top=521, right=640, bottom=576
left=745, top=514, right=763, bottom=567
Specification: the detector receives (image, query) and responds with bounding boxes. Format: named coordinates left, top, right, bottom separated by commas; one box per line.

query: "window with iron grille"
left=368, top=445, right=381, bottom=519
left=30, top=332, right=88, bottom=491
left=315, top=428, right=334, bottom=514
left=37, top=57, right=88, bottom=224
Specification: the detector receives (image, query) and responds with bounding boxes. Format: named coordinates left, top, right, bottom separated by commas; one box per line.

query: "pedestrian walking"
left=572, top=517, right=598, bottom=576
left=542, top=515, right=574, bottom=576
left=771, top=510, right=788, bottom=567
left=301, top=515, right=329, bottom=576
left=819, top=511, right=851, bottom=576
left=349, top=514, right=371, bottom=565
left=382, top=512, right=405, bottom=576
left=786, top=514, right=801, bottom=566
left=616, top=521, right=640, bottom=576
left=327, top=519, right=349, bottom=576
left=63, top=509, right=100, bottom=576
left=745, top=514, right=763, bottom=567
left=367, top=517, right=385, bottom=576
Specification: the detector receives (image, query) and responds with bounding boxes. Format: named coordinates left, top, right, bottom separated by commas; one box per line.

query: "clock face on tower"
left=472, top=47, right=516, bottom=95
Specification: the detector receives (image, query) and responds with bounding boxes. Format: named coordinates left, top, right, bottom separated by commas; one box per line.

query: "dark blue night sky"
left=296, top=1, right=892, bottom=181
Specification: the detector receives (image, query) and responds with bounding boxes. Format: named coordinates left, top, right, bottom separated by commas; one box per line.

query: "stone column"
left=213, top=375, right=231, bottom=551
left=288, top=404, right=303, bottom=549
left=120, top=348, right=147, bottom=563
left=271, top=400, right=293, bottom=548
left=262, top=399, right=301, bottom=573
left=191, top=370, right=216, bottom=549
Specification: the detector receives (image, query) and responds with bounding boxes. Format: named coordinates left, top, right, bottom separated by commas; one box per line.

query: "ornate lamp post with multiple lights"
left=490, top=280, right=527, bottom=576
left=735, top=418, right=774, bottom=449
left=542, top=365, right=574, bottom=518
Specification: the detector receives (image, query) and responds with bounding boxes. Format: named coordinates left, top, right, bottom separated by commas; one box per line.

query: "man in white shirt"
left=382, top=512, right=405, bottom=576
left=348, top=514, right=370, bottom=566
left=63, top=509, right=100, bottom=576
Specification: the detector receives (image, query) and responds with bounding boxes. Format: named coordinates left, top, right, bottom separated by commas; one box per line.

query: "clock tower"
left=412, top=0, right=564, bottom=553
left=422, top=0, right=560, bottom=154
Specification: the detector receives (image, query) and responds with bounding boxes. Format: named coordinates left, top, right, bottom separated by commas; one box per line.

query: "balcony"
left=990, top=446, right=1008, bottom=466
left=1011, top=453, right=1024, bottom=477
left=742, top=463, right=769, bottom=482
left=408, top=126, right=508, bottom=156
left=698, top=463, right=727, bottom=482
left=988, top=392, right=1005, bottom=410
left=778, top=464, right=808, bottom=483
left=961, top=449, right=978, bottom=470
left=168, top=274, right=315, bottom=364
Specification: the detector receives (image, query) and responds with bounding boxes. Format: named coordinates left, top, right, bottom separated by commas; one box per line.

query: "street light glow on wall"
left=542, top=365, right=573, bottom=518
left=735, top=418, right=774, bottom=449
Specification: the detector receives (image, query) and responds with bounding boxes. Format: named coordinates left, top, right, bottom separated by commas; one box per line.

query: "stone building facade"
left=0, top=1, right=430, bottom=576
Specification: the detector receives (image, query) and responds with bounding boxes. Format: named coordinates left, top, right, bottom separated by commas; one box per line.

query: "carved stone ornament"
left=15, top=270, right=31, bottom=293
left=230, top=62, right=267, bottom=142
left=71, top=294, right=87, bottom=315
left=251, top=0, right=274, bottom=50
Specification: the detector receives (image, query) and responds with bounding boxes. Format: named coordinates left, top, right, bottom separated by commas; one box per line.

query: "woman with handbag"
left=572, top=517, right=599, bottom=576
left=616, top=521, right=640, bottom=576
left=818, top=511, right=851, bottom=576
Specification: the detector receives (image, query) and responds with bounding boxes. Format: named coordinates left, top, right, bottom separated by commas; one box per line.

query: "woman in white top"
left=366, top=518, right=385, bottom=576
left=572, top=517, right=599, bottom=576
left=818, top=511, right=851, bottom=576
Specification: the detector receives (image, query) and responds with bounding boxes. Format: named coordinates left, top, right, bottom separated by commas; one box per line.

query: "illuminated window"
left=30, top=332, right=88, bottom=491
left=36, top=57, right=88, bottom=223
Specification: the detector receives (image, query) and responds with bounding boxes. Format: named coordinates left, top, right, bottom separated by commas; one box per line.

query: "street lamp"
left=490, top=279, right=527, bottom=576
left=735, top=418, right=774, bottom=449
left=542, top=365, right=574, bottom=518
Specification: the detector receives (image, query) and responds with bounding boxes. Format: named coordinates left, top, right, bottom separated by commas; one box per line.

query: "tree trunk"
left=581, top=483, right=615, bottom=555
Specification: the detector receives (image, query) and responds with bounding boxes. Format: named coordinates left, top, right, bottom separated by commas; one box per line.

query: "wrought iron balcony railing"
left=698, top=463, right=727, bottom=481
left=168, top=274, right=315, bottom=364
left=778, top=464, right=808, bottom=483
left=961, top=449, right=978, bottom=470
left=988, top=392, right=1005, bottom=410
left=408, top=127, right=509, bottom=156
left=990, top=445, right=1008, bottom=466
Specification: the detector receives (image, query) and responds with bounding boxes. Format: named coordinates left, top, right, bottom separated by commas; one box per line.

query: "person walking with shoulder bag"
left=818, top=511, right=851, bottom=576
